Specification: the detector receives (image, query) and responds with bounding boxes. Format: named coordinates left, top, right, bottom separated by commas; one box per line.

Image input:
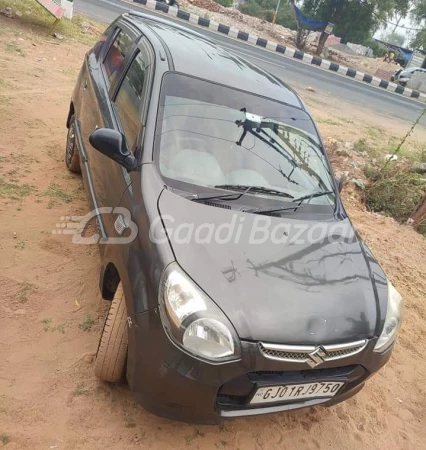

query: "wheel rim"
left=66, top=123, right=76, bottom=166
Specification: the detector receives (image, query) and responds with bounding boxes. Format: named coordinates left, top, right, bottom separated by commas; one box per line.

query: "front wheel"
left=94, top=283, right=128, bottom=383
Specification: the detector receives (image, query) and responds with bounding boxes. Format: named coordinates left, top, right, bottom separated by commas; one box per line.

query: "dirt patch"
left=322, top=45, right=401, bottom=79
left=186, top=0, right=224, bottom=13
left=0, top=15, right=425, bottom=450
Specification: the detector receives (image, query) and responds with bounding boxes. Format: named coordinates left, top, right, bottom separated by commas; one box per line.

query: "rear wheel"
left=94, top=283, right=128, bottom=383
left=65, top=116, right=81, bottom=173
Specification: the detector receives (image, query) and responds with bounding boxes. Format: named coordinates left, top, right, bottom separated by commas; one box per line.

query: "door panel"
left=103, top=43, right=153, bottom=237
left=79, top=23, right=139, bottom=239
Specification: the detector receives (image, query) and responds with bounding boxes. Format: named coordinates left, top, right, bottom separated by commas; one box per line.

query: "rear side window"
left=114, top=52, right=148, bottom=151
left=103, top=29, right=133, bottom=84
left=93, top=25, right=114, bottom=60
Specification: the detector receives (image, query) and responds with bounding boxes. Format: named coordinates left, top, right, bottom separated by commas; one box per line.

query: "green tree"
left=411, top=28, right=426, bottom=49
left=411, top=0, right=426, bottom=49
left=412, top=0, right=426, bottom=21
left=381, top=30, right=406, bottom=46
left=301, top=0, right=410, bottom=55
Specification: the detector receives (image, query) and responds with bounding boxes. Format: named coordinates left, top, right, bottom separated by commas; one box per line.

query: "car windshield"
left=154, top=73, right=336, bottom=206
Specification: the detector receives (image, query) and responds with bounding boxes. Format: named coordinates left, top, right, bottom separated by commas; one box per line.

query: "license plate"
left=250, top=381, right=344, bottom=405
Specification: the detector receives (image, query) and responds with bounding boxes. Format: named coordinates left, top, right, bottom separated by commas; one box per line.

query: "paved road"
left=75, top=0, right=426, bottom=125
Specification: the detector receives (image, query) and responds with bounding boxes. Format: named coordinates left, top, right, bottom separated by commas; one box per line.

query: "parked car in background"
left=391, top=66, right=426, bottom=85
left=65, top=12, right=404, bottom=423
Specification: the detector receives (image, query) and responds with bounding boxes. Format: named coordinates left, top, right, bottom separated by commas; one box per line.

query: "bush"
left=215, top=0, right=232, bottom=7
left=239, top=2, right=266, bottom=19
left=363, top=38, right=387, bottom=58
left=365, top=166, right=426, bottom=223
left=353, top=138, right=369, bottom=153
left=239, top=0, right=297, bottom=30
left=275, top=5, right=298, bottom=30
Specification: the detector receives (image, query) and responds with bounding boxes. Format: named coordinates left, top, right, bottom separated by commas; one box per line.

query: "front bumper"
left=128, top=309, right=393, bottom=424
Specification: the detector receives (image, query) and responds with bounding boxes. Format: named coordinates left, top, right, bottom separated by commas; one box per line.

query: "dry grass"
left=0, top=0, right=104, bottom=45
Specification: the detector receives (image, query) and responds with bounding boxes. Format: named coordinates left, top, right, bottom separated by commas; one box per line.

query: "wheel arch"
left=66, top=102, right=75, bottom=129
left=100, top=262, right=121, bottom=301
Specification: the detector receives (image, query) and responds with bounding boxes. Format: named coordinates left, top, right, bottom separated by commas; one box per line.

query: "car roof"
left=125, top=13, right=304, bottom=109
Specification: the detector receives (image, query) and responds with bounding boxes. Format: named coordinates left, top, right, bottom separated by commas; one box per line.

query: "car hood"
left=158, top=190, right=387, bottom=345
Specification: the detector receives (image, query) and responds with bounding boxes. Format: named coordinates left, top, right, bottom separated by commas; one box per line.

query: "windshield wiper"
left=292, top=191, right=335, bottom=204
left=191, top=186, right=254, bottom=203
left=245, top=190, right=335, bottom=215
left=214, top=184, right=294, bottom=199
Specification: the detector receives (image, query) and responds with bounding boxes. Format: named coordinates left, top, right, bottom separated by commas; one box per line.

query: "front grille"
left=326, top=347, right=364, bottom=359
left=259, top=340, right=367, bottom=364
left=217, top=393, right=246, bottom=407
left=216, top=365, right=366, bottom=411
left=248, top=365, right=359, bottom=381
left=258, top=343, right=312, bottom=363
left=261, top=348, right=309, bottom=361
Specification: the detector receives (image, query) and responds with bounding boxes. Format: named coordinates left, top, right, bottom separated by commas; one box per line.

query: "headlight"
left=374, top=281, right=404, bottom=352
left=159, top=263, right=241, bottom=363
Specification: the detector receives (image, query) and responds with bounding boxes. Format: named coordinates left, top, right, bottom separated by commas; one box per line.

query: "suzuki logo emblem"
left=307, top=347, right=328, bottom=368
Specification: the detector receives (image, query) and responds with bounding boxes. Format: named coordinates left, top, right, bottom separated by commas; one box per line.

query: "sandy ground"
left=0, top=16, right=426, bottom=450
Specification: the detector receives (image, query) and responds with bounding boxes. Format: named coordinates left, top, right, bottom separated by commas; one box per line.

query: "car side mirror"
left=89, top=128, right=138, bottom=172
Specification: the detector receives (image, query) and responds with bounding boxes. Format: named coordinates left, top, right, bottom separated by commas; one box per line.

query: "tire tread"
left=94, top=284, right=128, bottom=383
left=66, top=116, right=81, bottom=174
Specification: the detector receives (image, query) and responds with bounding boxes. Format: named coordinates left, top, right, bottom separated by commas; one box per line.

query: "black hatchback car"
left=65, top=12, right=403, bottom=423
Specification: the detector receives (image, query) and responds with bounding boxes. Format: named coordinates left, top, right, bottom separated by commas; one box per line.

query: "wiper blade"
left=215, top=184, right=294, bottom=199
left=245, top=190, right=335, bottom=215
left=292, top=191, right=334, bottom=204
left=244, top=205, right=303, bottom=215
left=191, top=186, right=253, bottom=203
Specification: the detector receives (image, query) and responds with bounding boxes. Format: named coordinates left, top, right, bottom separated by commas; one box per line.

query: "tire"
left=94, top=283, right=128, bottom=383
left=65, top=116, right=81, bottom=174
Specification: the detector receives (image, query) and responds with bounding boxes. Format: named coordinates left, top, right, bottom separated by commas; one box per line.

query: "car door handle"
left=82, top=79, right=88, bottom=90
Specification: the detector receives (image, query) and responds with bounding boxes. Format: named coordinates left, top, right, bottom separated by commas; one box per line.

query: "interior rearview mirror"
left=89, top=128, right=137, bottom=172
